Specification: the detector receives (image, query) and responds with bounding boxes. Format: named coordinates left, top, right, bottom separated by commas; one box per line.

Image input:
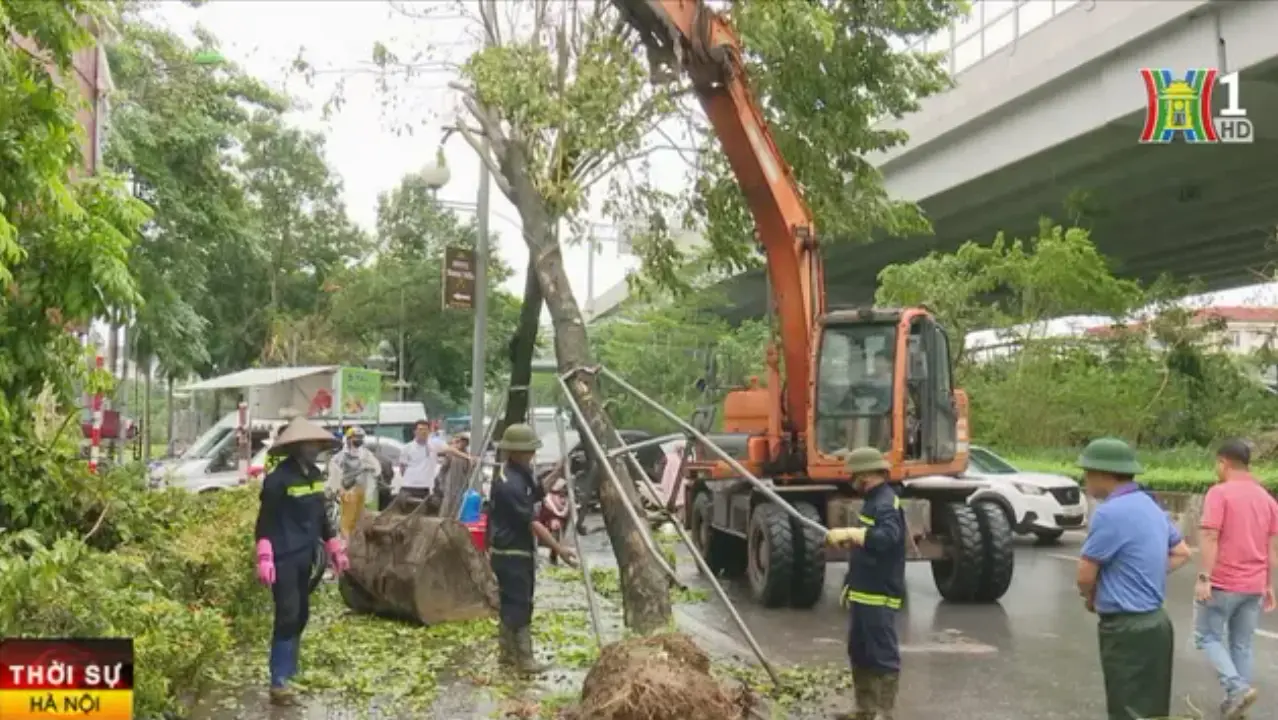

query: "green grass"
left=999, top=446, right=1278, bottom=493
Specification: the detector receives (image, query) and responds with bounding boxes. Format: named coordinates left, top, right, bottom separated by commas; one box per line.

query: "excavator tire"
left=930, top=502, right=986, bottom=603
left=788, top=501, right=826, bottom=609
left=690, top=491, right=745, bottom=579
left=973, top=500, right=1015, bottom=602
left=747, top=502, right=793, bottom=608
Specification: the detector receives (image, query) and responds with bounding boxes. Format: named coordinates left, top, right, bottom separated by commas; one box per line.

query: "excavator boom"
left=614, top=0, right=823, bottom=439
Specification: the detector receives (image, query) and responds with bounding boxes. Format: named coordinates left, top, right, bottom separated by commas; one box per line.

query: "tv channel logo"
left=1139, top=68, right=1253, bottom=144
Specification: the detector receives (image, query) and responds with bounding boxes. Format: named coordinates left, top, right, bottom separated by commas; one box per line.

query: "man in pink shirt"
left=1195, top=438, right=1278, bottom=720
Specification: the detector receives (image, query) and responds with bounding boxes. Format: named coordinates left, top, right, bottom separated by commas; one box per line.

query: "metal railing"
left=911, top=0, right=1080, bottom=77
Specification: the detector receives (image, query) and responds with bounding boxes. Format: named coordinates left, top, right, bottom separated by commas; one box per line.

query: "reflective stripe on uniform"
left=843, top=587, right=902, bottom=609
left=286, top=480, right=326, bottom=497
left=490, top=548, right=533, bottom=558
left=859, top=496, right=901, bottom=526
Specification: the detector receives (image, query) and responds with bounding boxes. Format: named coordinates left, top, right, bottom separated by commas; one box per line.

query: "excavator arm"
left=614, top=0, right=822, bottom=439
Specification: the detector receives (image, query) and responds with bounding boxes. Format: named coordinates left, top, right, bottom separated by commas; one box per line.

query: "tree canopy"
left=1, top=0, right=147, bottom=422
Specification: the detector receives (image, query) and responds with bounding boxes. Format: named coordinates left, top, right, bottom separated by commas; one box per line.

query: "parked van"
left=150, top=401, right=427, bottom=492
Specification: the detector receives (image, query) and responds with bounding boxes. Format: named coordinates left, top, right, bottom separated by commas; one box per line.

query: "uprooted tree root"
left=576, top=633, right=753, bottom=720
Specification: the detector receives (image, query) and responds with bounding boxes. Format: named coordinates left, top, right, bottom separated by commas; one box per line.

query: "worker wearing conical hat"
left=488, top=423, right=578, bottom=674
left=253, top=416, right=348, bottom=706
left=827, top=447, right=906, bottom=720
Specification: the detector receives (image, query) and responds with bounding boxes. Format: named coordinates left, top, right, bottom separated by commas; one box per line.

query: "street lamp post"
left=392, top=161, right=451, bottom=404
left=470, top=144, right=491, bottom=437
left=436, top=127, right=492, bottom=437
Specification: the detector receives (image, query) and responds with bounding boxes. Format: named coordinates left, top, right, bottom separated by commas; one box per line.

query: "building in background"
left=10, top=15, right=114, bottom=176
left=1085, top=306, right=1278, bottom=355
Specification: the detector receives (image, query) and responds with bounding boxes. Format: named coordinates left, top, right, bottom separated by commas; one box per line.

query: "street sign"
left=442, top=246, right=477, bottom=310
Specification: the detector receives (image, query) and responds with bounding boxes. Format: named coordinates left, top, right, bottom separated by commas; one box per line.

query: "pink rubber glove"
left=255, top=538, right=276, bottom=586
left=324, top=537, right=349, bottom=575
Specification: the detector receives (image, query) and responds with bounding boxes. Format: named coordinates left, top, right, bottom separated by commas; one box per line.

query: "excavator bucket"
left=338, top=505, right=498, bottom=625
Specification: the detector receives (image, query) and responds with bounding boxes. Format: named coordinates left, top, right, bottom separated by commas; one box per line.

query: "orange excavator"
left=615, top=0, right=1015, bottom=607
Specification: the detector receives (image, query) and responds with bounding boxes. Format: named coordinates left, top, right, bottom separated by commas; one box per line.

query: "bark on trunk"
left=142, top=355, right=152, bottom=464
left=165, top=376, right=175, bottom=457
left=525, top=220, right=672, bottom=634
left=501, top=258, right=544, bottom=436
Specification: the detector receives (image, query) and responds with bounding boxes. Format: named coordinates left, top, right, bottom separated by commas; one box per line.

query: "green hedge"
left=0, top=483, right=269, bottom=717
left=1003, top=448, right=1278, bottom=494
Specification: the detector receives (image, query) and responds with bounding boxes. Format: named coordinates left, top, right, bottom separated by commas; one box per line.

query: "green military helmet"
left=1076, top=437, right=1143, bottom=476
left=844, top=446, right=890, bottom=475
left=496, top=423, right=542, bottom=452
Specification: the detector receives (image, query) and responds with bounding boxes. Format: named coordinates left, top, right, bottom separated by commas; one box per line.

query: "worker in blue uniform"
left=254, top=416, right=349, bottom=706
left=487, top=423, right=578, bottom=674
left=827, top=446, right=906, bottom=720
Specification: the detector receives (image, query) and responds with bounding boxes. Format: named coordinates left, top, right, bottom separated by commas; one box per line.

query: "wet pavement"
left=192, top=519, right=1278, bottom=719
left=656, top=527, right=1278, bottom=720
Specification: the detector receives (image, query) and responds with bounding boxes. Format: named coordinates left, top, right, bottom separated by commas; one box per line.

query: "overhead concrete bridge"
left=680, top=0, right=1278, bottom=323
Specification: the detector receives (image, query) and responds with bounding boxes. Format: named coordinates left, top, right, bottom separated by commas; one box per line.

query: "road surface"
left=657, top=528, right=1278, bottom=719
left=193, top=523, right=1277, bottom=719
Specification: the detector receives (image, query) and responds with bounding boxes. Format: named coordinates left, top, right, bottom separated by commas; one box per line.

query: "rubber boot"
left=269, top=687, right=301, bottom=707
left=877, top=671, right=900, bottom=720
left=496, top=624, right=515, bottom=667
left=840, top=669, right=878, bottom=720
left=514, top=626, right=549, bottom=675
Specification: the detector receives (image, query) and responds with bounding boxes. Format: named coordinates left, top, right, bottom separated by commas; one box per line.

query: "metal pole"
left=552, top=374, right=681, bottom=584
left=592, top=366, right=827, bottom=536
left=585, top=235, right=596, bottom=320
left=469, top=143, right=491, bottom=437
left=397, top=285, right=406, bottom=401
left=554, top=411, right=604, bottom=646
left=611, top=440, right=780, bottom=685
left=466, top=391, right=506, bottom=494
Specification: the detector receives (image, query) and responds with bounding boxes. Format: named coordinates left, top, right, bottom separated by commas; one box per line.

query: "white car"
left=964, top=445, right=1088, bottom=543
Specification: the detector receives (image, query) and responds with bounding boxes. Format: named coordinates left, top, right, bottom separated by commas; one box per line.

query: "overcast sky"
left=152, top=0, right=649, bottom=307
left=149, top=0, right=1278, bottom=342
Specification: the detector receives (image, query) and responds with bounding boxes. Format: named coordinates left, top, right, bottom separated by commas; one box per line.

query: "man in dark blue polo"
left=1075, top=437, right=1193, bottom=720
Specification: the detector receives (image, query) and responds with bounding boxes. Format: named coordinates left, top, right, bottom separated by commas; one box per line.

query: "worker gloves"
left=826, top=527, right=867, bottom=548
left=256, top=539, right=276, bottom=586
left=324, top=537, right=350, bottom=575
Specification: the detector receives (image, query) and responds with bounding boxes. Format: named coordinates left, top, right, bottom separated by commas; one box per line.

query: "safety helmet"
left=844, top=446, right=890, bottom=475
left=496, top=423, right=541, bottom=452
left=1076, top=437, right=1142, bottom=476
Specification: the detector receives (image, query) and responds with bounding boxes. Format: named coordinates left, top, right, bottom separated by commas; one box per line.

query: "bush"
left=1005, top=448, right=1278, bottom=494
left=0, top=477, right=270, bottom=718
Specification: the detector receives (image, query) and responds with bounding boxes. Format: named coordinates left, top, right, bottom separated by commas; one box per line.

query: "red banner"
left=0, top=638, right=132, bottom=719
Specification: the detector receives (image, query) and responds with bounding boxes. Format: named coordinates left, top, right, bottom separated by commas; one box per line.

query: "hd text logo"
left=1139, top=68, right=1253, bottom=144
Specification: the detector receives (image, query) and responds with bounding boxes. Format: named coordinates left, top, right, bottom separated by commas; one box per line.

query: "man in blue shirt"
left=1075, top=438, right=1193, bottom=720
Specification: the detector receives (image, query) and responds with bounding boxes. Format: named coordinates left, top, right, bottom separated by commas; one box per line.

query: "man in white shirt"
left=398, top=419, right=469, bottom=513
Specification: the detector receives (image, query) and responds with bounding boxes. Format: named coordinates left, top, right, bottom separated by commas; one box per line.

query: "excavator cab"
left=812, top=308, right=966, bottom=481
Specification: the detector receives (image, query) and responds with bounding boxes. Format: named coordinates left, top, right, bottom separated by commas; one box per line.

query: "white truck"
left=149, top=365, right=425, bottom=493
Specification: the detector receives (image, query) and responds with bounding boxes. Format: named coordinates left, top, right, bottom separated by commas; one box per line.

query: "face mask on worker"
left=297, top=442, right=323, bottom=464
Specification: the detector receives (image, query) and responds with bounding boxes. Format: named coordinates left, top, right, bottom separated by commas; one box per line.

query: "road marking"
left=1256, top=629, right=1278, bottom=641
left=1046, top=553, right=1078, bottom=563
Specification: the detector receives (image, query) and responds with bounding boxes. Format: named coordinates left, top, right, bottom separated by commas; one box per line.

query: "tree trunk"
left=142, top=355, right=152, bottom=464
left=165, top=375, right=175, bottom=457
left=106, top=323, right=119, bottom=464
left=501, top=258, right=544, bottom=436
left=525, top=218, right=672, bottom=634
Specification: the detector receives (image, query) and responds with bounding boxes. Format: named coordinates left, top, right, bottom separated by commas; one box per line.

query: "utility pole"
left=585, top=235, right=597, bottom=320
left=397, top=284, right=407, bottom=401
left=469, top=141, right=491, bottom=434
